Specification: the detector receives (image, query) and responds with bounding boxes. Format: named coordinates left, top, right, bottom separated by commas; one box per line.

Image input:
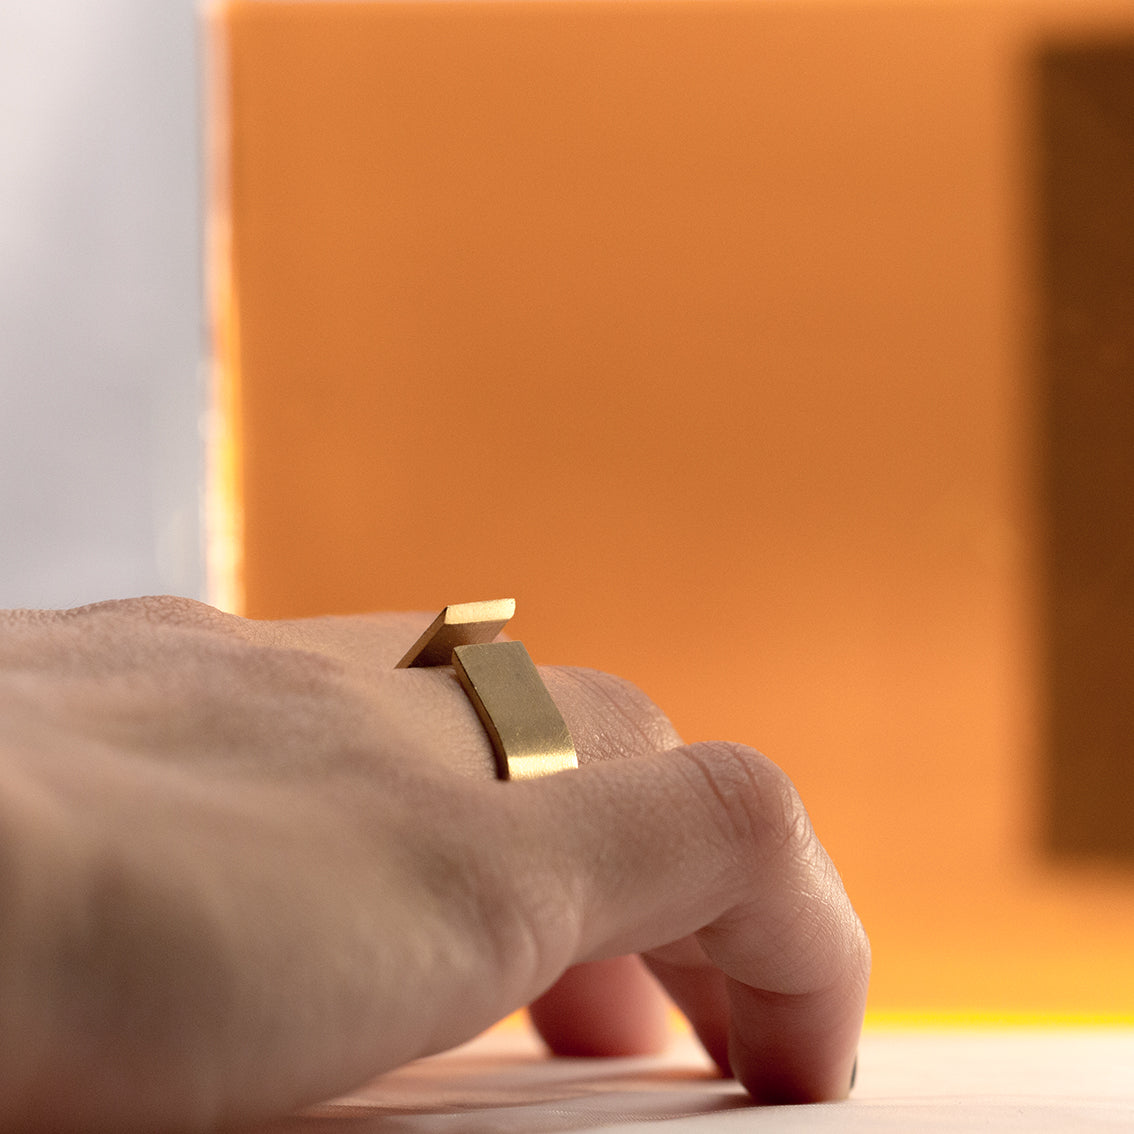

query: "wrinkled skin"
left=0, top=597, right=869, bottom=1132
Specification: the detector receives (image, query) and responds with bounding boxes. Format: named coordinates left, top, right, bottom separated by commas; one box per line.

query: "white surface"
left=254, top=1026, right=1134, bottom=1132
left=0, top=1, right=203, bottom=609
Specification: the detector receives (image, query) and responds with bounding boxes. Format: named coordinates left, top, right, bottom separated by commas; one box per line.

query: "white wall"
left=0, top=0, right=203, bottom=609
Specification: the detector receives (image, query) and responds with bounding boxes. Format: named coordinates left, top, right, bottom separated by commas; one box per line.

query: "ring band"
left=396, top=600, right=578, bottom=781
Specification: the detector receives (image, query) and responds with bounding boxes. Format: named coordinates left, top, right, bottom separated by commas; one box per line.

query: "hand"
left=0, top=597, right=869, bottom=1131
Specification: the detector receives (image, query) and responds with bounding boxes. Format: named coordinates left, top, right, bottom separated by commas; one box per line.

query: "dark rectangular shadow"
left=1038, top=39, right=1134, bottom=860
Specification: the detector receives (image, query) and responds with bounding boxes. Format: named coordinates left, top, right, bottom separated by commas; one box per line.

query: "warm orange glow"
left=205, top=5, right=245, bottom=615
left=212, top=0, right=1134, bottom=1018
left=205, top=217, right=245, bottom=616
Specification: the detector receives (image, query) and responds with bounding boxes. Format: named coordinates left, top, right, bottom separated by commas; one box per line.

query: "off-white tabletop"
left=254, top=1024, right=1134, bottom=1132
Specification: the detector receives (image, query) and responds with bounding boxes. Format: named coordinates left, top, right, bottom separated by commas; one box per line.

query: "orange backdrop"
left=212, top=0, right=1134, bottom=1020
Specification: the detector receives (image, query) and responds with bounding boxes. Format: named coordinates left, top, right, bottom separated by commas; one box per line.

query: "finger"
left=398, top=660, right=688, bottom=1054
left=236, top=613, right=685, bottom=780
left=542, top=665, right=684, bottom=764
left=254, top=609, right=686, bottom=768
left=362, top=659, right=687, bottom=785
left=511, top=741, right=869, bottom=1103
left=642, top=939, right=733, bottom=1074
left=526, top=667, right=687, bottom=1056
left=527, top=955, right=671, bottom=1058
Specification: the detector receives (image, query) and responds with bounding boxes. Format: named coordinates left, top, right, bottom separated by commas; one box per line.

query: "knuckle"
left=64, top=596, right=241, bottom=633
left=544, top=667, right=681, bottom=763
left=675, top=741, right=813, bottom=865
left=670, top=745, right=866, bottom=998
left=57, top=597, right=346, bottom=698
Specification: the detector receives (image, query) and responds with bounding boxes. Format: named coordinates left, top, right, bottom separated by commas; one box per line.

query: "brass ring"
left=396, top=600, right=578, bottom=780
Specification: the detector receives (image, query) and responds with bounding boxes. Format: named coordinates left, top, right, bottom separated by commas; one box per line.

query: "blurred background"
left=5, top=0, right=1134, bottom=1021
left=0, top=0, right=202, bottom=608
left=217, top=0, right=1134, bottom=1020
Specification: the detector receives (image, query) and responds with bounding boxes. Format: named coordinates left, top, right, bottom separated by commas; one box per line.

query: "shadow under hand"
left=253, top=1033, right=751, bottom=1133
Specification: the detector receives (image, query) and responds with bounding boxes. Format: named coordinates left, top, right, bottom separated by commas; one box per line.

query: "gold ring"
left=396, top=599, right=578, bottom=781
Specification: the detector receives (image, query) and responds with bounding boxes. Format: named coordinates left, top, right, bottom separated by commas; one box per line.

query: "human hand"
left=0, top=596, right=868, bottom=1131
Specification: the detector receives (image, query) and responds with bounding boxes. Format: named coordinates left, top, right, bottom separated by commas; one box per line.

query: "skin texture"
left=0, top=596, right=870, bottom=1132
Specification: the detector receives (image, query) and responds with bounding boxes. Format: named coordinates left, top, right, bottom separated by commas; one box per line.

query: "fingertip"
left=725, top=982, right=866, bottom=1104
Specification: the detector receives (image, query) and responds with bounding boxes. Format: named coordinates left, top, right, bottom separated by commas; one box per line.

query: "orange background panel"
left=213, top=0, right=1134, bottom=1017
